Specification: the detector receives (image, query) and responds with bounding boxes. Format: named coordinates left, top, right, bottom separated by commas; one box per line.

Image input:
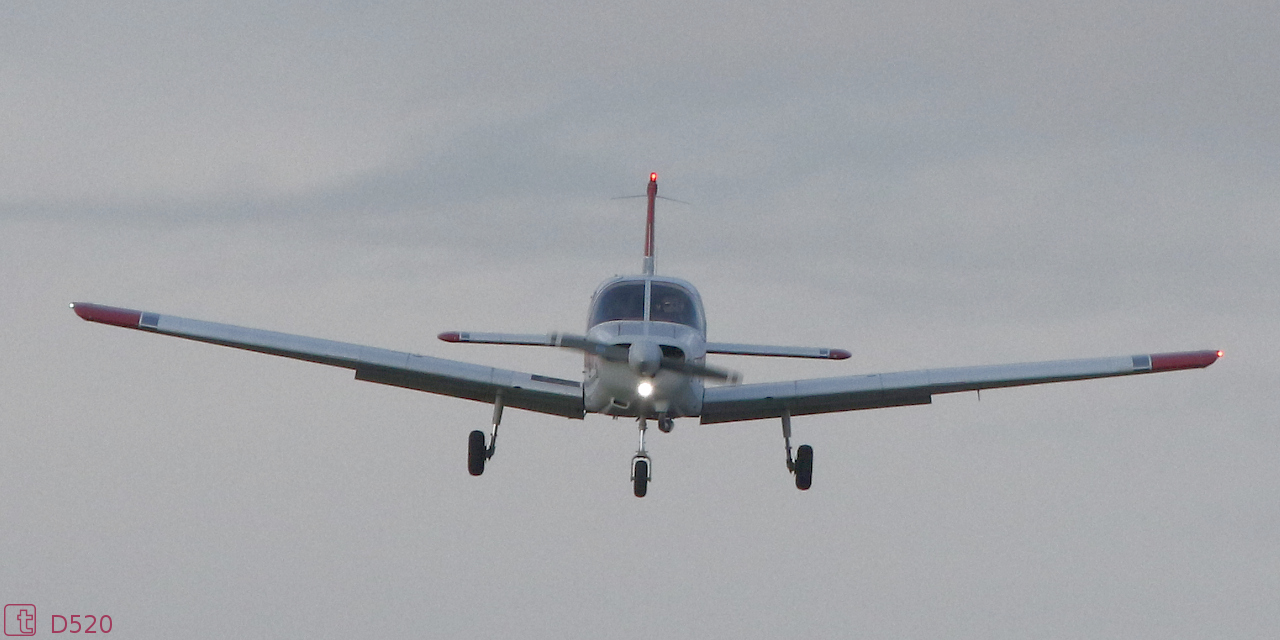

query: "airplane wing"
left=705, top=342, right=851, bottom=360
left=437, top=331, right=554, bottom=347
left=71, top=303, right=585, bottom=419
left=441, top=334, right=853, bottom=361
left=699, top=350, right=1220, bottom=424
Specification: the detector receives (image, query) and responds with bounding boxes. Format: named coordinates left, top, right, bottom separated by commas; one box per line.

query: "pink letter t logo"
left=4, top=605, right=36, bottom=636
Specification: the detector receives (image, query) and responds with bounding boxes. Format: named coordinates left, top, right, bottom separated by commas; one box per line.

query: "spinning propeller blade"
left=550, top=332, right=740, bottom=383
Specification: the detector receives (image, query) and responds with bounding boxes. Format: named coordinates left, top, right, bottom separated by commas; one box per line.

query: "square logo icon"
left=4, top=605, right=36, bottom=636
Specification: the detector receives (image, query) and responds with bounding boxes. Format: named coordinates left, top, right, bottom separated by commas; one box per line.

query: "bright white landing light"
left=637, top=381, right=654, bottom=398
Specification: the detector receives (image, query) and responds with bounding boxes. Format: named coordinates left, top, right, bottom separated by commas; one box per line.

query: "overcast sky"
left=2, top=2, right=1277, bottom=638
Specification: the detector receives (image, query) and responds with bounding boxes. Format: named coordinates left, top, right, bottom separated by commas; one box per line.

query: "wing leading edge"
left=700, top=350, right=1220, bottom=424
left=72, top=303, right=1217, bottom=426
left=71, top=303, right=585, bottom=419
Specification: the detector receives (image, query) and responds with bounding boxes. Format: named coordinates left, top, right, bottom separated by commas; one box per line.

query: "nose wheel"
left=631, top=456, right=650, bottom=497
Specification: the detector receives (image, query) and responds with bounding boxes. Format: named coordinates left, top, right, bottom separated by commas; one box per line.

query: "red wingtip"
left=829, top=349, right=852, bottom=360
left=1150, top=350, right=1221, bottom=372
left=70, top=302, right=142, bottom=328
left=437, top=332, right=462, bottom=343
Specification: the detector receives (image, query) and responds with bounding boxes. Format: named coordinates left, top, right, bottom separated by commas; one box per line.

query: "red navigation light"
left=1217, top=350, right=1224, bottom=358
left=650, top=173, right=658, bottom=181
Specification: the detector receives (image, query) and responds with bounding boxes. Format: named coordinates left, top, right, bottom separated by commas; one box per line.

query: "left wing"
left=71, top=303, right=585, bottom=418
left=437, top=331, right=554, bottom=347
left=705, top=342, right=851, bottom=360
left=700, top=350, right=1220, bottom=424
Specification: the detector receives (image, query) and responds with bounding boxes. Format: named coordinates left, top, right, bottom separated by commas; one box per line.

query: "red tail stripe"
left=644, top=174, right=657, bottom=259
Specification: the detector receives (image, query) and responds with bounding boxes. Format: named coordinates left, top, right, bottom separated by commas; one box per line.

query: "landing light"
left=637, top=381, right=654, bottom=398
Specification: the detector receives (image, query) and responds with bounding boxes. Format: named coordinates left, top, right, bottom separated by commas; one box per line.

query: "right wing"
left=71, top=303, right=585, bottom=419
left=700, top=351, right=1220, bottom=424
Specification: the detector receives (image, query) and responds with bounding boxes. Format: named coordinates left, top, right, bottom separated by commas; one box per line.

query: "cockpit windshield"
left=589, top=282, right=646, bottom=325
left=589, top=281, right=702, bottom=329
left=649, top=283, right=698, bottom=326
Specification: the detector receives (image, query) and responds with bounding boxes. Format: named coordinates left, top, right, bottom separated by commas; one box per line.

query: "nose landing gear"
left=631, top=416, right=651, bottom=497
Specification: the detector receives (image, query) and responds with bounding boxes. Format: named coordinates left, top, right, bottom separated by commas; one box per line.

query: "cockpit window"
left=649, top=283, right=698, bottom=327
left=589, top=281, right=702, bottom=329
left=590, top=282, right=646, bottom=325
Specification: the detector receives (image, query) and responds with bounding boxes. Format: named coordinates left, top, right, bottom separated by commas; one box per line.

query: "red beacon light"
left=650, top=172, right=658, bottom=181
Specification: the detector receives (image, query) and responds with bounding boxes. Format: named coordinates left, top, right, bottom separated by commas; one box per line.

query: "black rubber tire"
left=468, top=430, right=487, bottom=476
left=794, top=444, right=813, bottom=490
left=633, top=459, right=649, bottom=498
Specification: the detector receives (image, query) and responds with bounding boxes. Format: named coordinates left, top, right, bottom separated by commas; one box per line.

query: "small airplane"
left=72, top=173, right=1221, bottom=497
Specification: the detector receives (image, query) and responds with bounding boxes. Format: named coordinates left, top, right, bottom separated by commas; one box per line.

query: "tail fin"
left=643, top=172, right=657, bottom=275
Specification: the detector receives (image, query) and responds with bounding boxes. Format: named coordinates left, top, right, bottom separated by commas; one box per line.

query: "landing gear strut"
left=631, top=416, right=651, bottom=497
left=468, top=393, right=504, bottom=476
left=782, top=410, right=813, bottom=490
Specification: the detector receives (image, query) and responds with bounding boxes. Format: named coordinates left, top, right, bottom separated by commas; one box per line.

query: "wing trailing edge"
left=72, top=303, right=585, bottom=419
left=700, top=350, right=1220, bottom=424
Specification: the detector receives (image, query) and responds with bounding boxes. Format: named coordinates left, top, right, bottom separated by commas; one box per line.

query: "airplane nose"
left=628, top=340, right=663, bottom=377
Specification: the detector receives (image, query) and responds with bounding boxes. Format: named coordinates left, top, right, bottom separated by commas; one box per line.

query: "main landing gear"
left=467, top=401, right=811, bottom=495
left=468, top=394, right=503, bottom=476
left=781, top=410, right=813, bottom=490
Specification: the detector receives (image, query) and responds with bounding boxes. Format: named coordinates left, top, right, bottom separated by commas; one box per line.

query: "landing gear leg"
left=468, top=393, right=504, bottom=476
left=781, top=410, right=813, bottom=490
left=631, top=416, right=651, bottom=497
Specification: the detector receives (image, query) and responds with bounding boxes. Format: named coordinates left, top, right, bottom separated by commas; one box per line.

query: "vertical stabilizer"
left=643, top=173, right=657, bottom=275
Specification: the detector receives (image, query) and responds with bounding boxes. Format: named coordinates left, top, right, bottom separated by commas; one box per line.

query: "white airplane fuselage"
left=582, top=275, right=707, bottom=419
